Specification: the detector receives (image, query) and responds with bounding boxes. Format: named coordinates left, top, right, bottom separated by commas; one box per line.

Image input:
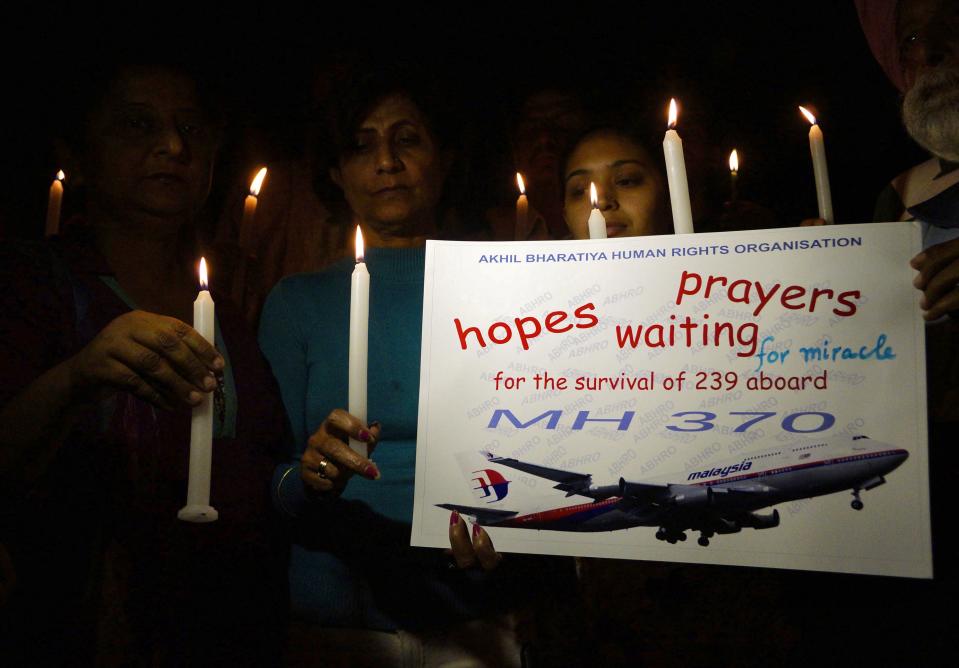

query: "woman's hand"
left=67, top=310, right=224, bottom=410
left=301, top=409, right=381, bottom=495
left=448, top=510, right=502, bottom=571
left=912, top=238, right=959, bottom=320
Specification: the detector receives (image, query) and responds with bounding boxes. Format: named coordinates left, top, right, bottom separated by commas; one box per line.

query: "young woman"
left=562, top=126, right=670, bottom=240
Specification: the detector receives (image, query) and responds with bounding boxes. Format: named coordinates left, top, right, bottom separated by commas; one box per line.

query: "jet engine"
left=743, top=509, right=780, bottom=530
left=669, top=486, right=713, bottom=507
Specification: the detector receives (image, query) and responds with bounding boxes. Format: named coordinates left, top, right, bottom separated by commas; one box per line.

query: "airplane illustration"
left=438, top=435, right=908, bottom=546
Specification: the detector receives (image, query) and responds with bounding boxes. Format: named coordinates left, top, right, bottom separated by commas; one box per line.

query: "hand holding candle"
left=349, top=226, right=370, bottom=458
left=663, top=99, right=695, bottom=234
left=179, top=257, right=219, bottom=523
left=587, top=182, right=607, bottom=239
left=799, top=106, right=833, bottom=224
left=45, top=170, right=65, bottom=238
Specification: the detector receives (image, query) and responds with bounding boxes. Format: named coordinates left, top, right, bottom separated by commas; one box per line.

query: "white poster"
left=411, top=223, right=931, bottom=578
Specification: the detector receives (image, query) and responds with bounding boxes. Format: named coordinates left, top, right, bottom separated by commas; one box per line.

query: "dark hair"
left=318, top=62, right=458, bottom=170
left=57, top=59, right=224, bottom=155
left=312, top=59, right=470, bottom=228
left=560, top=119, right=665, bottom=187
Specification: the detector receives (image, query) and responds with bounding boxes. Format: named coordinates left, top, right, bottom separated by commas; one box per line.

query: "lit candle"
left=799, top=106, right=833, bottom=224
left=663, top=99, right=695, bottom=234
left=239, top=167, right=268, bottom=251
left=587, top=182, right=607, bottom=239
left=515, top=172, right=529, bottom=240
left=349, top=226, right=370, bottom=458
left=233, top=167, right=268, bottom=305
left=178, top=257, right=219, bottom=523
left=728, top=149, right=739, bottom=203
left=44, top=170, right=65, bottom=237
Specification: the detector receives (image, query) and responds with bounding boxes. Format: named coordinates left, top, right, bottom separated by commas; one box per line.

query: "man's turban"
left=854, top=0, right=907, bottom=92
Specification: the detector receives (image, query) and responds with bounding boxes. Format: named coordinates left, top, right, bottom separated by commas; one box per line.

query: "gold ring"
left=317, top=459, right=329, bottom=479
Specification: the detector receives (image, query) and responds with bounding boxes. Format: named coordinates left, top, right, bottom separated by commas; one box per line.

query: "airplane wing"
left=480, top=451, right=601, bottom=498
left=710, top=483, right=775, bottom=500
left=618, top=479, right=671, bottom=504
left=616, top=479, right=778, bottom=522
left=436, top=503, right=519, bottom=525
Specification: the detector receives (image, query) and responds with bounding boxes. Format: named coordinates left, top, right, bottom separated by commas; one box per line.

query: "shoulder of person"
left=260, top=264, right=352, bottom=335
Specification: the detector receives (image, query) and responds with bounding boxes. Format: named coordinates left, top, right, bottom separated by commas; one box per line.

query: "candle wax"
left=179, top=287, right=218, bottom=523
left=663, top=129, right=695, bottom=234
left=587, top=208, right=607, bottom=239
left=808, top=124, right=834, bottom=224
left=349, top=260, right=370, bottom=457
left=45, top=179, right=63, bottom=238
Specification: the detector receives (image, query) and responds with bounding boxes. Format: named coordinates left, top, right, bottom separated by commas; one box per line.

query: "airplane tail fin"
left=436, top=503, right=518, bottom=526
left=450, top=450, right=563, bottom=512
left=453, top=451, right=516, bottom=506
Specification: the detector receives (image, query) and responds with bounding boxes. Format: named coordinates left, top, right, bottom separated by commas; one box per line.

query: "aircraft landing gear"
left=851, top=489, right=864, bottom=511
left=698, top=531, right=714, bottom=547
left=656, top=528, right=687, bottom=543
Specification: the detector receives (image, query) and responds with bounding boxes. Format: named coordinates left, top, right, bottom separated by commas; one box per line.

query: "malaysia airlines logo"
left=471, top=469, right=511, bottom=503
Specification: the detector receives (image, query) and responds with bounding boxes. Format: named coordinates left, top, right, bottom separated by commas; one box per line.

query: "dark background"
left=0, top=2, right=925, bottom=239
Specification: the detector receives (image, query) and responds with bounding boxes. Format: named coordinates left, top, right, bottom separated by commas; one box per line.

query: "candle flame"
left=249, top=167, right=268, bottom=196
left=729, top=149, right=739, bottom=173
left=56, top=170, right=65, bottom=181
left=798, top=106, right=817, bottom=125
left=198, top=257, right=209, bottom=290
left=589, top=182, right=598, bottom=208
left=667, top=98, right=678, bottom=129
left=516, top=172, right=526, bottom=195
left=355, top=225, right=365, bottom=263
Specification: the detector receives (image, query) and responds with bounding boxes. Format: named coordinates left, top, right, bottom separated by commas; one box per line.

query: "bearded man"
left=857, top=0, right=959, bottom=319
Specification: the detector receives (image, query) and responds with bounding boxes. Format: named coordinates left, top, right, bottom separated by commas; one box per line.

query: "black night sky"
left=1, top=2, right=925, bottom=238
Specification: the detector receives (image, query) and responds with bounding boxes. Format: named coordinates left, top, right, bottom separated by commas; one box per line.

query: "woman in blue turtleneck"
left=259, top=65, right=572, bottom=666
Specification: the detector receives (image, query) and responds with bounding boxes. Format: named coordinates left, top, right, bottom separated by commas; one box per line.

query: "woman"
left=560, top=125, right=797, bottom=665
left=562, top=125, right=670, bottom=239
left=0, top=62, right=286, bottom=666
left=260, top=68, right=569, bottom=666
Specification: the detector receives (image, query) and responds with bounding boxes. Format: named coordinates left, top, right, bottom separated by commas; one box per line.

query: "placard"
left=412, top=223, right=931, bottom=578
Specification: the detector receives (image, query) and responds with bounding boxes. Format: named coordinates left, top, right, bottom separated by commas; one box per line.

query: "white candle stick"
left=515, top=172, right=529, bottom=240
left=233, top=167, right=267, bottom=306
left=663, top=99, right=695, bottom=234
left=349, top=226, right=370, bottom=458
left=179, top=257, right=219, bottom=523
left=587, top=182, right=607, bottom=239
left=239, top=167, right=267, bottom=250
left=729, top=149, right=739, bottom=203
left=45, top=170, right=65, bottom=237
left=799, top=106, right=834, bottom=224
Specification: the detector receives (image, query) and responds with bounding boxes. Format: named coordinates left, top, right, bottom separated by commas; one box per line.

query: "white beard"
left=902, top=66, right=959, bottom=162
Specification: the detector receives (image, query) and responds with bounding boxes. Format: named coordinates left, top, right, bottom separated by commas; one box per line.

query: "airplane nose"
left=888, top=449, right=909, bottom=470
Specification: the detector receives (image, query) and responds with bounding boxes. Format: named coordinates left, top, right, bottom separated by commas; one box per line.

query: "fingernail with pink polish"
left=450, top=510, right=460, bottom=526
left=364, top=463, right=380, bottom=480
left=358, top=429, right=373, bottom=442
left=472, top=523, right=481, bottom=539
